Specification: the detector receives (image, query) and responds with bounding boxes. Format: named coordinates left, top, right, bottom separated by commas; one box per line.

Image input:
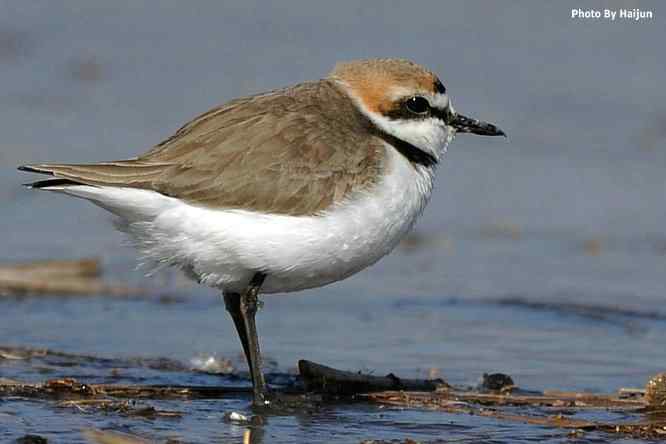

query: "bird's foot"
left=251, top=389, right=321, bottom=413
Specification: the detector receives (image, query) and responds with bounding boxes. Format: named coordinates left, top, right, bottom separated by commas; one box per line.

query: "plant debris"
left=2, top=344, right=665, bottom=441
left=0, top=258, right=146, bottom=298
left=645, top=372, right=666, bottom=407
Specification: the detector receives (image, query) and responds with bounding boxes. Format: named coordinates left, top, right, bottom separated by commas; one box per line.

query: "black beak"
left=450, top=113, right=505, bottom=137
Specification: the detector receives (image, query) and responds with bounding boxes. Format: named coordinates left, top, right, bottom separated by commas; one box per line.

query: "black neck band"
left=350, top=97, right=439, bottom=168
left=369, top=125, right=438, bottom=168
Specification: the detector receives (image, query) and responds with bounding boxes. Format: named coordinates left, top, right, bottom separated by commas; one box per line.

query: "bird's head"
left=330, top=58, right=505, bottom=165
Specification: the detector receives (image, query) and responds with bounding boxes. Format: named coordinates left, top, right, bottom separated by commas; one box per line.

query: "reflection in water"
left=244, top=427, right=265, bottom=444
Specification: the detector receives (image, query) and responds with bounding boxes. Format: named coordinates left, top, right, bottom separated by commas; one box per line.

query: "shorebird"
left=19, top=58, right=504, bottom=407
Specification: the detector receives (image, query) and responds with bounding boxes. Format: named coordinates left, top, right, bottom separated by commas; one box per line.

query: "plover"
left=19, top=58, right=504, bottom=406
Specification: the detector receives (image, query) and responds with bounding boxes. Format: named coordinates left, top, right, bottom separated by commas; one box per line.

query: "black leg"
left=223, top=292, right=254, bottom=384
left=241, top=272, right=268, bottom=406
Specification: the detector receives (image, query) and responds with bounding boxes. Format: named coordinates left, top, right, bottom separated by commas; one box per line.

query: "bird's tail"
left=18, top=161, right=180, bottom=223
left=18, top=160, right=166, bottom=190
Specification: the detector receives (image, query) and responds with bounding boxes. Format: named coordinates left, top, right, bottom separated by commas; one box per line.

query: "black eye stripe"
left=384, top=96, right=431, bottom=120
left=384, top=96, right=449, bottom=123
left=430, top=106, right=449, bottom=122
left=434, top=79, right=446, bottom=94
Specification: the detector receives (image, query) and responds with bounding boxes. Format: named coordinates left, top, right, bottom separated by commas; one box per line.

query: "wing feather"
left=20, top=80, right=385, bottom=216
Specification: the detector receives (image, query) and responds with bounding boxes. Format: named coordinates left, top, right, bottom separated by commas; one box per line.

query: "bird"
left=19, top=58, right=505, bottom=407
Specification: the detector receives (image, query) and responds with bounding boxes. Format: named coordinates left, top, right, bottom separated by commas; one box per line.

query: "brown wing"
left=20, top=80, right=385, bottom=216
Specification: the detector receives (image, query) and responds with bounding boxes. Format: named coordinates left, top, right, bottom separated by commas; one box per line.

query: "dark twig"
left=298, top=359, right=448, bottom=395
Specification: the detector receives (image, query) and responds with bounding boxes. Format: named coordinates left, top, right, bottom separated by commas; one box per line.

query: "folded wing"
left=20, top=80, right=384, bottom=216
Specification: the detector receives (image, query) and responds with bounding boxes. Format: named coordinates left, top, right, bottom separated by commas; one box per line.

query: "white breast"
left=54, top=145, right=435, bottom=294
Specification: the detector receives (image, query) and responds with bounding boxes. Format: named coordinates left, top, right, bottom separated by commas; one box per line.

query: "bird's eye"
left=405, top=96, right=430, bottom=115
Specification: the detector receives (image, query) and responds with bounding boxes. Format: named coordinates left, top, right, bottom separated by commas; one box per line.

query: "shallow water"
left=1, top=1, right=665, bottom=442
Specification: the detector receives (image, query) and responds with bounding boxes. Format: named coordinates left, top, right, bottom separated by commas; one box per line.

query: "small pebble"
left=481, top=373, right=515, bottom=391
left=223, top=411, right=249, bottom=423
left=190, top=355, right=234, bottom=374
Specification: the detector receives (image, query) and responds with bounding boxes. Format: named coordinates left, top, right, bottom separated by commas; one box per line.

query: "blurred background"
left=0, top=1, right=664, bottom=441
